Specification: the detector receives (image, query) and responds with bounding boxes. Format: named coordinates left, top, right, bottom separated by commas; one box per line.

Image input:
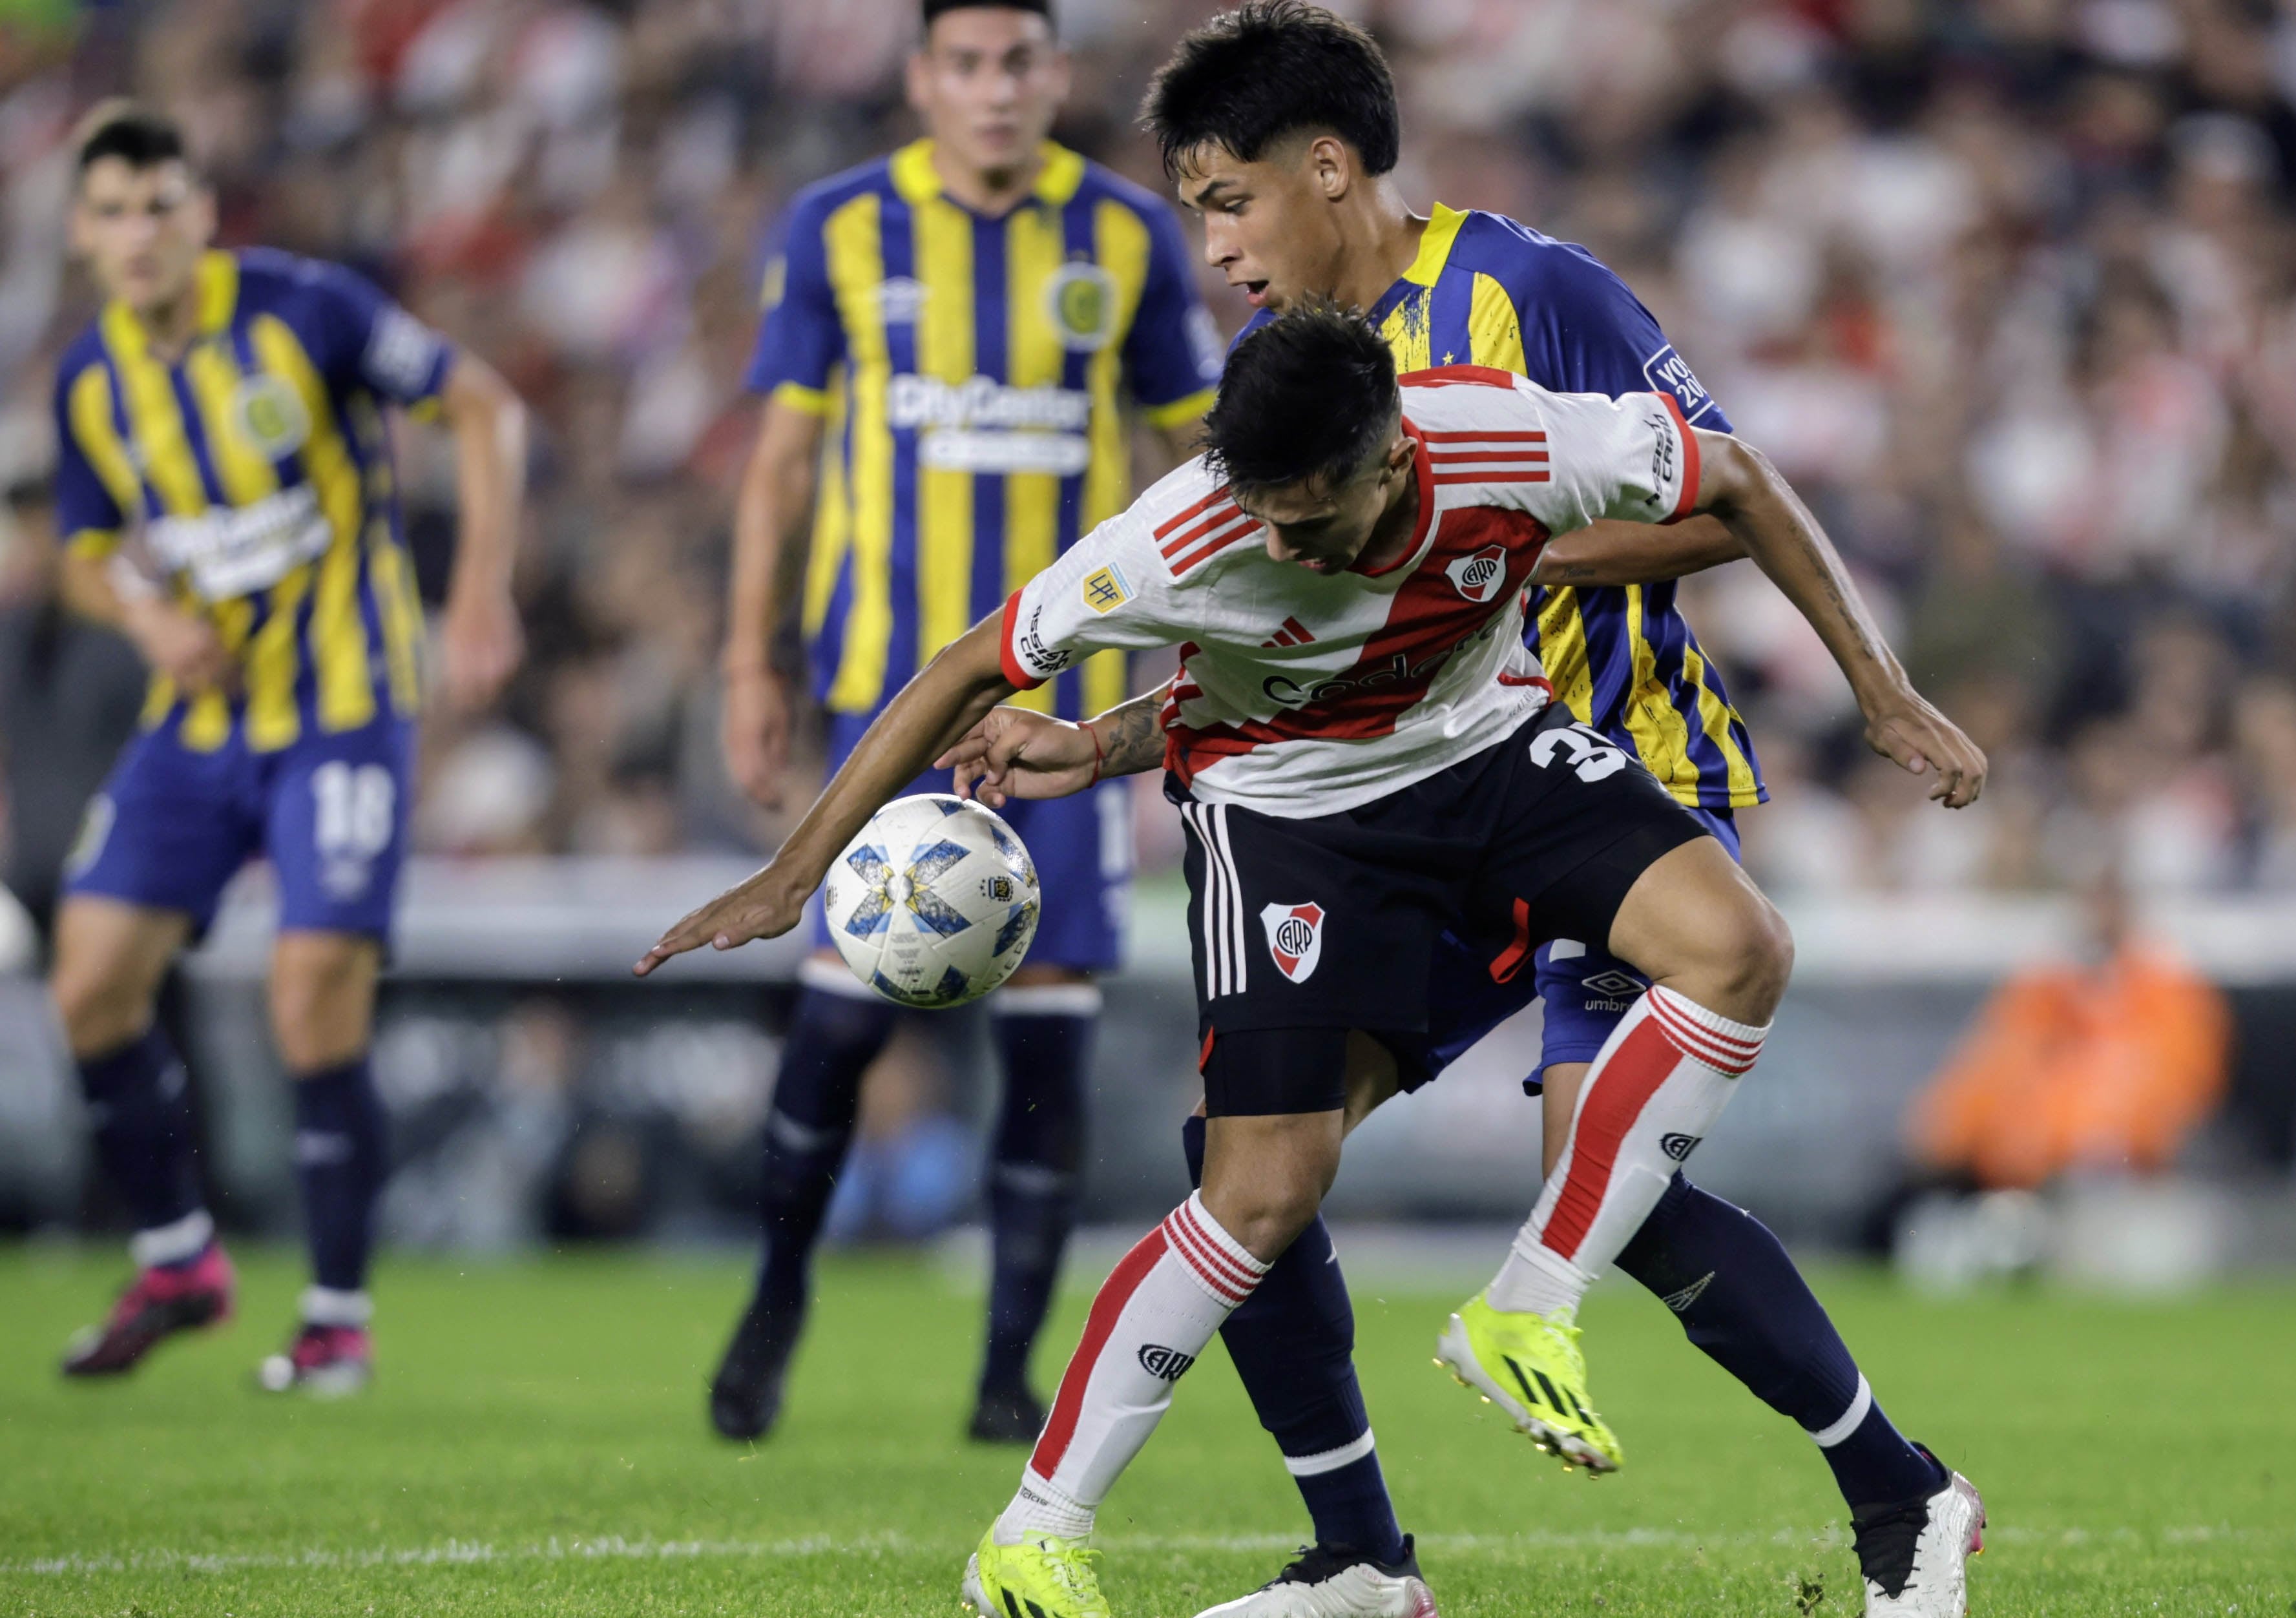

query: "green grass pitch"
left=1, top=1245, right=2290, bottom=1616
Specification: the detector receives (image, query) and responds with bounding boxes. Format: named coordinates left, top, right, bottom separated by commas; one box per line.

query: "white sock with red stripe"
left=1489, top=985, right=1768, bottom=1317
left=996, top=1191, right=1269, bottom=1541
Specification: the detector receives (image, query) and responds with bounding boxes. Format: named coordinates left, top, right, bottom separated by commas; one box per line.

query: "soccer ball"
left=822, top=794, right=1041, bottom=1008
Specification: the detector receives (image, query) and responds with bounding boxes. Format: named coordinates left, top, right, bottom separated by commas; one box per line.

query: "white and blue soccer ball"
left=822, top=794, right=1041, bottom=1008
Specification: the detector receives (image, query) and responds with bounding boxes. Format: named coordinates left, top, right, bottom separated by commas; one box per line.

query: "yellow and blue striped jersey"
left=1242, top=204, right=1764, bottom=811
left=748, top=138, right=1220, bottom=723
left=52, top=247, right=445, bottom=753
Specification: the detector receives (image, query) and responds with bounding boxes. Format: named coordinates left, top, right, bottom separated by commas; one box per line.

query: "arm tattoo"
left=1095, top=689, right=1167, bottom=776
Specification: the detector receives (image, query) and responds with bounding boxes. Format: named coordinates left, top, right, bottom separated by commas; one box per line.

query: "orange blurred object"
left=1911, top=947, right=2231, bottom=1190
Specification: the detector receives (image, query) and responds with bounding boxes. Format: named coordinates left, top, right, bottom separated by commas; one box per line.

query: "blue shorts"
left=1421, top=805, right=1739, bottom=1092
left=808, top=714, right=1130, bottom=973
left=63, top=715, right=416, bottom=941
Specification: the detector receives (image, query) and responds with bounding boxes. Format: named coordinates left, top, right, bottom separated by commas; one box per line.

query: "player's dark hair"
left=1203, top=301, right=1397, bottom=496
left=74, top=102, right=189, bottom=178
left=1140, top=1, right=1400, bottom=179
left=922, top=0, right=1052, bottom=32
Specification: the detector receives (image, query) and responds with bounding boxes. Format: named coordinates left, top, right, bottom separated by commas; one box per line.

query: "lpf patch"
left=1046, top=260, right=1118, bottom=353
left=1445, top=545, right=1508, bottom=603
left=232, top=372, right=310, bottom=459
left=1260, top=901, right=1326, bottom=984
left=1080, top=561, right=1131, bottom=614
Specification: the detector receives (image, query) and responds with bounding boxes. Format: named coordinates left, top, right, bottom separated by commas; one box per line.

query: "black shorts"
left=1174, top=705, right=1708, bottom=1110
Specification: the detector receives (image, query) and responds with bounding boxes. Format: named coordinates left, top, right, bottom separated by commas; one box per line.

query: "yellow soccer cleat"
left=962, top=1524, right=1111, bottom=1618
left=1434, top=1292, right=1622, bottom=1475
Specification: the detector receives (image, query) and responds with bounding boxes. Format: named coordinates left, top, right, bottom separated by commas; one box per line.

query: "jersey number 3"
left=1530, top=721, right=1628, bottom=783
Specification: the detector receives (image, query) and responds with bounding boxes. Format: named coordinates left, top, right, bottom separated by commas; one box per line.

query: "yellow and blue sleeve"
left=52, top=358, right=130, bottom=561
left=744, top=196, right=845, bottom=416
left=294, top=258, right=455, bottom=413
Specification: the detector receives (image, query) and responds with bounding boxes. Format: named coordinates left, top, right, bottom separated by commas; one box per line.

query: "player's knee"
left=1725, top=893, right=1794, bottom=1017
left=1207, top=1179, right=1323, bottom=1265
left=269, top=937, right=378, bottom=1072
left=50, top=962, right=152, bottom=1058
left=1685, top=891, right=1793, bottom=1023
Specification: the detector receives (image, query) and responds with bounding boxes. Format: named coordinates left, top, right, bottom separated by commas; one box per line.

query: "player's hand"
left=633, top=865, right=808, bottom=977
left=1861, top=687, right=1988, bottom=808
left=937, top=706, right=1098, bottom=807
left=122, top=598, right=236, bottom=696
left=722, top=665, right=793, bottom=808
left=436, top=586, right=525, bottom=713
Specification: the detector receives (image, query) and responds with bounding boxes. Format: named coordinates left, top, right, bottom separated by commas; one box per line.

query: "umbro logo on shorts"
left=1581, top=970, right=1646, bottom=999
left=1137, top=1344, right=1196, bottom=1381
left=1660, top=1132, right=1702, bottom=1161
left=1260, top=901, right=1326, bottom=983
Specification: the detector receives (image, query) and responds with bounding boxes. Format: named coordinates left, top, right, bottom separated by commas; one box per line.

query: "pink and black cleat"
left=258, top=1322, right=373, bottom=1397
left=61, top=1243, right=236, bottom=1377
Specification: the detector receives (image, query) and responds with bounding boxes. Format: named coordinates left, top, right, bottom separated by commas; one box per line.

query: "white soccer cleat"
left=1855, top=1455, right=1984, bottom=1616
left=1192, top=1538, right=1439, bottom=1617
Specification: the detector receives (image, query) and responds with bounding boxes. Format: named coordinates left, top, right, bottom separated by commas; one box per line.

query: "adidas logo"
left=1137, top=1344, right=1196, bottom=1382
left=1260, top=616, right=1314, bottom=649
left=1499, top=1353, right=1596, bottom=1427
left=1659, top=1132, right=1702, bottom=1162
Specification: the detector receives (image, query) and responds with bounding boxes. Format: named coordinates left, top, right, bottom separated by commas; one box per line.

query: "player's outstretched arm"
left=1531, top=515, right=1745, bottom=588
left=938, top=681, right=1170, bottom=807
left=634, top=614, right=1017, bottom=977
left=436, top=353, right=528, bottom=712
left=1693, top=431, right=1987, bottom=807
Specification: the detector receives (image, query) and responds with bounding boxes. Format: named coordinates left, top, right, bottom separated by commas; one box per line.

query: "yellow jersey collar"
left=1399, top=203, right=1468, bottom=287
left=103, top=250, right=240, bottom=355
left=889, top=138, right=1085, bottom=212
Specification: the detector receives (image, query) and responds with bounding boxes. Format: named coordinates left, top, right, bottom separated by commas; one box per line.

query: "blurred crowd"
left=5, top=0, right=2296, bottom=901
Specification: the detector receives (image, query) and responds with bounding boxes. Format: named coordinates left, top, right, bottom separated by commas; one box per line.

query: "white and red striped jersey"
left=998, top=365, right=1700, bottom=817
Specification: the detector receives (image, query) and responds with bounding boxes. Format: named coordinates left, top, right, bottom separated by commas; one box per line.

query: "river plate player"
left=707, top=0, right=1220, bottom=1444
left=636, top=306, right=1984, bottom=1618
left=1087, top=7, right=1990, bottom=1613
left=48, top=104, right=527, bottom=1393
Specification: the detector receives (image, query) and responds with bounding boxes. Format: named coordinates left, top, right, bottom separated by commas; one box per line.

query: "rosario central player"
left=49, top=103, right=525, bottom=1394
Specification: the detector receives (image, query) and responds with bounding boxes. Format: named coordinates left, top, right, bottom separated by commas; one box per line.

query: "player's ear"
left=903, top=42, right=934, bottom=116
left=185, top=182, right=218, bottom=247
left=1309, top=134, right=1352, bottom=202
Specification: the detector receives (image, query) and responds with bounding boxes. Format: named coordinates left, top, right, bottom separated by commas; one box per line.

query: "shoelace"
left=1275, top=1544, right=1352, bottom=1584
left=1039, top=1540, right=1103, bottom=1606
left=1851, top=1500, right=1930, bottom=1597
left=109, top=1273, right=180, bottom=1327
left=291, top=1328, right=357, bottom=1371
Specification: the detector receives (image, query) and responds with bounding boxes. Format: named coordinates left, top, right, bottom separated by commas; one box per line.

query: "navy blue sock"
left=77, top=1026, right=204, bottom=1244
left=755, top=984, right=895, bottom=1317
left=979, top=993, right=1092, bottom=1396
left=1185, top=1115, right=1405, bottom=1564
left=1616, top=1174, right=1946, bottom=1509
left=291, top=1056, right=389, bottom=1294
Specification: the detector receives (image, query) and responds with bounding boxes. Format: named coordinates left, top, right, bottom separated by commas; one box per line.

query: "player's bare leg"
left=259, top=930, right=387, bottom=1395
left=53, top=898, right=235, bottom=1376
left=1440, top=836, right=1790, bottom=1471
left=968, top=1113, right=1313, bottom=1618
left=50, top=898, right=188, bottom=1060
